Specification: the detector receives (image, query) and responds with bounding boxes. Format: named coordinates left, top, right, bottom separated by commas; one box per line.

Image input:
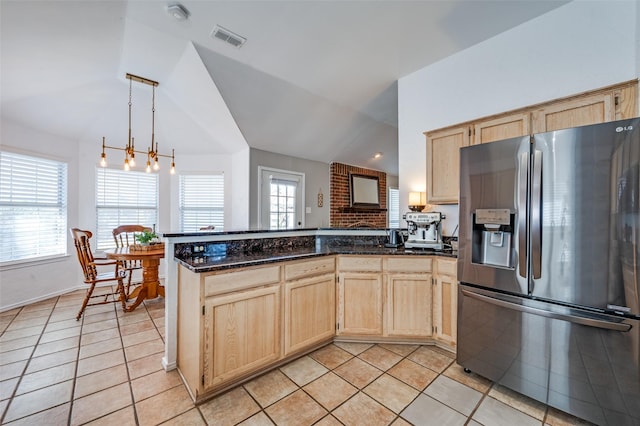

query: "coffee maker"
left=404, top=212, right=446, bottom=250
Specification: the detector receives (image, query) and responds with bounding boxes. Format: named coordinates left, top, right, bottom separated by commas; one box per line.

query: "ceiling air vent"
left=210, top=25, right=246, bottom=48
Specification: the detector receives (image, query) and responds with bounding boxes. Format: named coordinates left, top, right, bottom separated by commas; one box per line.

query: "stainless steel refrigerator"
left=457, top=118, right=640, bottom=425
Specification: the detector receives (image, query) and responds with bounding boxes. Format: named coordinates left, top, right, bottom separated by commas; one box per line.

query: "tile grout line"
left=237, top=343, right=428, bottom=425
left=351, top=344, right=423, bottom=424
left=2, top=298, right=592, bottom=426
left=116, top=290, right=141, bottom=426
left=67, top=293, right=88, bottom=426
left=0, top=304, right=30, bottom=425
left=0, top=299, right=63, bottom=425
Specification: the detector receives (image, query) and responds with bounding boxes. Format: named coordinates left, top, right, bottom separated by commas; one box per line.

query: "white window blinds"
left=95, top=168, right=158, bottom=250
left=179, top=174, right=224, bottom=232
left=0, top=151, right=68, bottom=263
left=388, top=187, right=400, bottom=228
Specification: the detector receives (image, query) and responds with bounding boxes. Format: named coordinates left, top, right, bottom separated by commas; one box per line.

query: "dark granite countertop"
left=162, top=227, right=321, bottom=238
left=177, top=245, right=457, bottom=273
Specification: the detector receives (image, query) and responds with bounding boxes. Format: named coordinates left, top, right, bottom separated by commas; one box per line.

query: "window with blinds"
left=0, top=151, right=68, bottom=263
left=270, top=178, right=297, bottom=230
left=95, top=168, right=158, bottom=250
left=179, top=174, right=224, bottom=232
left=388, top=187, right=400, bottom=228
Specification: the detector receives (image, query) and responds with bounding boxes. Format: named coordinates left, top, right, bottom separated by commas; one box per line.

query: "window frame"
left=0, top=150, right=68, bottom=266
left=269, top=177, right=298, bottom=230
left=388, top=187, right=400, bottom=228
left=179, top=173, right=225, bottom=232
left=95, top=167, right=159, bottom=251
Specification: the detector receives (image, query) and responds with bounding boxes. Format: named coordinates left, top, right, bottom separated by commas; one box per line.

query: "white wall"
left=0, top=120, right=81, bottom=310
left=398, top=0, right=640, bottom=236
left=166, top=152, right=248, bottom=232
left=2, top=115, right=250, bottom=312
left=1, top=126, right=248, bottom=311
left=231, top=147, right=251, bottom=230
left=249, top=148, right=331, bottom=229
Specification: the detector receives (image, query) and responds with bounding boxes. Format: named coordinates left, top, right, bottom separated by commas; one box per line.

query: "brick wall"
left=330, top=162, right=387, bottom=228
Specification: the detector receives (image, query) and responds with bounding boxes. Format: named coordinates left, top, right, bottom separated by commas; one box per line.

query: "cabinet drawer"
left=284, top=257, right=335, bottom=281
left=338, top=256, right=382, bottom=272
left=204, top=265, right=281, bottom=296
left=437, top=259, right=457, bottom=276
left=384, top=256, right=432, bottom=273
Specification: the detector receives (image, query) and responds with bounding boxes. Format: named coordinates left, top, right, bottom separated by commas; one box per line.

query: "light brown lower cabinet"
left=204, top=285, right=281, bottom=389
left=176, top=254, right=457, bottom=402
left=177, top=257, right=336, bottom=402
left=386, top=273, right=433, bottom=337
left=284, top=273, right=335, bottom=355
left=336, top=271, right=384, bottom=335
left=385, top=256, right=434, bottom=338
left=336, top=255, right=439, bottom=340
left=433, top=258, right=458, bottom=347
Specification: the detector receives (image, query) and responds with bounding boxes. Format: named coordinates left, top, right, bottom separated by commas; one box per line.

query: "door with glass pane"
left=259, top=167, right=304, bottom=230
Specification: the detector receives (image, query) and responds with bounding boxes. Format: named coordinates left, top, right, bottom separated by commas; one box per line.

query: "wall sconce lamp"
left=408, top=192, right=427, bottom=212
left=99, top=73, right=176, bottom=174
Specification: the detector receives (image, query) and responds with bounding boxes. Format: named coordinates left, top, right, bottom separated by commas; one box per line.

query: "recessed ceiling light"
left=167, top=3, right=190, bottom=21
left=373, top=152, right=383, bottom=159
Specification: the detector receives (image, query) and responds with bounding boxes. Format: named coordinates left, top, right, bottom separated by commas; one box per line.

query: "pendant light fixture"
left=99, top=73, right=176, bottom=174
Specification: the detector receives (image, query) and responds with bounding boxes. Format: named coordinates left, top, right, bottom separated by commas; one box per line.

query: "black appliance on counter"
left=457, top=118, right=640, bottom=425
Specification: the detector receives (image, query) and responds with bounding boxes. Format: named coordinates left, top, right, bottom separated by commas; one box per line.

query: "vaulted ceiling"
left=1, top=0, right=569, bottom=175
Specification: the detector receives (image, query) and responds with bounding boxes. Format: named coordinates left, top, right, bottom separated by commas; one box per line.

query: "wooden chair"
left=112, top=224, right=152, bottom=297
left=70, top=228, right=127, bottom=320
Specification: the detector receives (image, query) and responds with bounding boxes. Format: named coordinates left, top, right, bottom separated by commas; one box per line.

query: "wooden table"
left=105, top=246, right=165, bottom=312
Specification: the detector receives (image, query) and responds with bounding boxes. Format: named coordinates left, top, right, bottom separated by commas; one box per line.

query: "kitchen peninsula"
left=161, top=228, right=457, bottom=402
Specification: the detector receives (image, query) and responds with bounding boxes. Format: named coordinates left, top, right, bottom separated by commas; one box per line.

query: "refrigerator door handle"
left=518, top=152, right=528, bottom=278
left=531, top=149, right=542, bottom=279
left=461, top=289, right=632, bottom=332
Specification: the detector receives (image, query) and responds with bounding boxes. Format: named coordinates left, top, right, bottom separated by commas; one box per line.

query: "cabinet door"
left=426, top=126, right=470, bottom=204
left=473, top=112, right=530, bottom=145
left=337, top=272, right=383, bottom=336
left=284, top=273, right=335, bottom=356
left=531, top=92, right=615, bottom=133
left=613, top=82, right=638, bottom=120
left=386, top=273, right=432, bottom=337
left=203, top=285, right=281, bottom=389
left=433, top=273, right=457, bottom=347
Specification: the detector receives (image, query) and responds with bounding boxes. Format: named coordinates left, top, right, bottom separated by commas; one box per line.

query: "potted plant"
left=135, top=230, right=158, bottom=245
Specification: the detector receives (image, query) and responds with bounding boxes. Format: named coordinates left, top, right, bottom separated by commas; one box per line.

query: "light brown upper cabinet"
left=424, top=79, right=638, bottom=205
left=426, top=126, right=470, bottom=204
left=473, top=112, right=530, bottom=145
left=531, top=92, right=615, bottom=133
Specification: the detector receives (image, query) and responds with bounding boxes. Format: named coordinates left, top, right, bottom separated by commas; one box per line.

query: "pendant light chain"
left=128, top=76, right=132, bottom=148
left=99, top=73, right=175, bottom=173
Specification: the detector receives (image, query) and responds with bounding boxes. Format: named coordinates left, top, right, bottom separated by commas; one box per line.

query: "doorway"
left=258, top=167, right=305, bottom=230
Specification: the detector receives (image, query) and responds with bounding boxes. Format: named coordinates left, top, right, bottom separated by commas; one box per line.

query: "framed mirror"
left=350, top=174, right=380, bottom=208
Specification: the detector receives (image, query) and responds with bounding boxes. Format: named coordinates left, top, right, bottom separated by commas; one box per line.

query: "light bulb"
left=129, top=154, right=135, bottom=167
left=153, top=159, right=159, bottom=171
left=124, top=158, right=130, bottom=171
left=170, top=162, right=176, bottom=175
left=146, top=160, right=151, bottom=173
left=100, top=154, right=107, bottom=167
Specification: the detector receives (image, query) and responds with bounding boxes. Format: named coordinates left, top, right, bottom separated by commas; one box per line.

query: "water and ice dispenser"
left=472, top=209, right=514, bottom=268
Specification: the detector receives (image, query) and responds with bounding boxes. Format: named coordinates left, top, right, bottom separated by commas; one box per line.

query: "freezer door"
left=531, top=118, right=640, bottom=316
left=458, top=136, right=530, bottom=295
left=457, top=285, right=640, bottom=425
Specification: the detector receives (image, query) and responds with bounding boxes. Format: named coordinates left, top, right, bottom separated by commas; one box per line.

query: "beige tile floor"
left=0, top=287, right=596, bottom=425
